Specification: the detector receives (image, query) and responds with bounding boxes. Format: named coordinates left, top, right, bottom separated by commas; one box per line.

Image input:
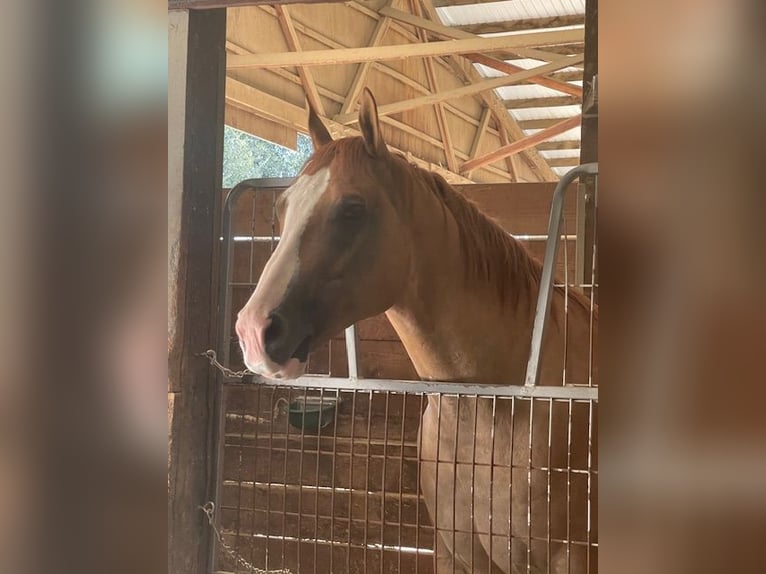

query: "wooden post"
left=168, top=8, right=226, bottom=574
left=577, top=0, right=598, bottom=288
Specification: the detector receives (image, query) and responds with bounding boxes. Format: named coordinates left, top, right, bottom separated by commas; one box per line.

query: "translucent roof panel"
left=524, top=126, right=581, bottom=141
left=436, top=0, right=585, bottom=27
left=494, top=83, right=571, bottom=100
left=509, top=105, right=582, bottom=121
left=539, top=149, right=581, bottom=159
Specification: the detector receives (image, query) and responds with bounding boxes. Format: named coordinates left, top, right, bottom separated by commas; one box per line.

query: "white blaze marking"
left=242, top=167, right=331, bottom=320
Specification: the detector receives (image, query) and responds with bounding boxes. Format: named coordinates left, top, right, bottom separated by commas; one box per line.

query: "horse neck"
left=385, top=178, right=538, bottom=385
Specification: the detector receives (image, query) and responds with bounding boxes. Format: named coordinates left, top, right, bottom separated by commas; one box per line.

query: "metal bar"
left=225, top=375, right=599, bottom=401
left=524, top=163, right=598, bottom=388
left=345, top=324, right=361, bottom=379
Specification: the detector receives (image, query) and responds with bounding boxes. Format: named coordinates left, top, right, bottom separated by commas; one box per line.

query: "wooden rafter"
left=380, top=7, right=582, bottom=97
left=519, top=117, right=571, bottom=130
left=504, top=95, right=581, bottom=109
left=537, top=140, right=581, bottom=151
left=498, top=125, right=523, bottom=181
left=546, top=156, right=581, bottom=167
left=340, top=10, right=393, bottom=116
left=255, top=4, right=504, bottom=140
left=225, top=78, right=473, bottom=183
left=170, top=0, right=342, bottom=8
left=333, top=56, right=583, bottom=125
left=226, top=28, right=583, bottom=69
left=467, top=106, right=491, bottom=164
left=455, top=15, right=585, bottom=35
left=410, top=0, right=457, bottom=172
left=461, top=115, right=581, bottom=174
left=418, top=0, right=555, bottom=181
left=464, top=54, right=581, bottom=97
left=273, top=6, right=325, bottom=116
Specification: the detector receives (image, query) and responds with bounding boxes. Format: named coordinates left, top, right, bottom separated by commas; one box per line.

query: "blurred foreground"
left=0, top=1, right=762, bottom=573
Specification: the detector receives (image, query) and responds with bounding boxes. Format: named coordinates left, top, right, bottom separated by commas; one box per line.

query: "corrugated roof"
left=436, top=0, right=585, bottom=26
left=435, top=0, right=586, bottom=175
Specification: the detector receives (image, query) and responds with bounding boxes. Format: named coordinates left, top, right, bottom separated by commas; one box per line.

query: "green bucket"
left=288, top=395, right=339, bottom=433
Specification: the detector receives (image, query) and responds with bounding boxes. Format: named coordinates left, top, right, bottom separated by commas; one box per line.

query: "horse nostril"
left=263, top=312, right=287, bottom=353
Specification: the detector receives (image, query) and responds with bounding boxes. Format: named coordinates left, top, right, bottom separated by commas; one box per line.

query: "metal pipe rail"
left=524, top=163, right=598, bottom=388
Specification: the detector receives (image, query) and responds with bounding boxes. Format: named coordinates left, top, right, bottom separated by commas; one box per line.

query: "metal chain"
left=200, top=502, right=294, bottom=574
left=200, top=349, right=254, bottom=379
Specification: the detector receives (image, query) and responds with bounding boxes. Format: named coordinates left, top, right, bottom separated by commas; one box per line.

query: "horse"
left=235, top=88, right=597, bottom=574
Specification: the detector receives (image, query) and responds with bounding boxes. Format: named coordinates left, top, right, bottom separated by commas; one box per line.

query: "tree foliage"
left=222, top=126, right=313, bottom=188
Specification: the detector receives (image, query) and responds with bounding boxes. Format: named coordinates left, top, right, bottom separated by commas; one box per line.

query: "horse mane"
left=303, top=137, right=593, bottom=313
left=394, top=152, right=594, bottom=316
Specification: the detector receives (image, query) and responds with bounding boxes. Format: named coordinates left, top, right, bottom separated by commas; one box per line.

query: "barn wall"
left=223, top=182, right=578, bottom=382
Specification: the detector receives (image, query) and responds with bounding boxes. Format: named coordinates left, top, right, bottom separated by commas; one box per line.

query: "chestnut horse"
left=236, top=89, right=597, bottom=574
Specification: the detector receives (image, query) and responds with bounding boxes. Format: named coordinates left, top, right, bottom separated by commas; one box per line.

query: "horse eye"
left=338, top=201, right=366, bottom=221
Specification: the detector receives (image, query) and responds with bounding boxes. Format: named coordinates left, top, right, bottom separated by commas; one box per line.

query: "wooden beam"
left=170, top=0, right=341, bottom=7
left=455, top=15, right=585, bottom=35
left=334, top=56, right=582, bottom=124
left=419, top=0, right=557, bottom=181
left=519, top=117, right=572, bottom=130
left=380, top=7, right=582, bottom=97
left=410, top=0, right=457, bottom=173
left=273, top=6, right=325, bottom=116
left=537, top=140, right=580, bottom=151
left=226, top=28, right=584, bottom=69
left=577, top=0, right=598, bottom=286
left=461, top=115, right=581, bottom=173
left=226, top=78, right=473, bottom=183
left=339, top=10, right=392, bottom=116
left=463, top=53, right=582, bottom=97
left=504, top=95, right=581, bottom=109
left=257, top=4, right=502, bottom=139
left=546, top=156, right=581, bottom=167
left=168, top=9, right=226, bottom=574
left=467, top=106, right=491, bottom=162
left=549, top=69, right=584, bottom=82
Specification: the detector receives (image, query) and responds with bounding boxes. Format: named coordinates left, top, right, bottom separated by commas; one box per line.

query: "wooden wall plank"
left=168, top=8, right=227, bottom=574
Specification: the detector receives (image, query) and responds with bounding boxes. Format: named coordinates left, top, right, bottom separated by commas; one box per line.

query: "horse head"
left=235, top=89, right=410, bottom=379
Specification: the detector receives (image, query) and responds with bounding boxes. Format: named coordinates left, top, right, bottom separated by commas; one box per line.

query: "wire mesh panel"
left=212, top=167, right=598, bottom=573
left=216, top=384, right=596, bottom=573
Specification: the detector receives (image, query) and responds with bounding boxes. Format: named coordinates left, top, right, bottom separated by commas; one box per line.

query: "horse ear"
left=358, top=88, right=388, bottom=157
left=307, top=100, right=332, bottom=149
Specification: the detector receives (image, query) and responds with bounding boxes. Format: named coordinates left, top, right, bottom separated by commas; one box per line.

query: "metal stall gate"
left=208, top=165, right=598, bottom=574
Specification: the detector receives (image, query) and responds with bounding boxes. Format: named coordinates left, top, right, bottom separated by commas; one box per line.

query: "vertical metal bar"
left=364, top=390, right=374, bottom=569
left=297, top=388, right=308, bottom=573
left=546, top=399, right=553, bottom=574
left=588, top=174, right=599, bottom=387
left=507, top=397, right=516, bottom=567
left=314, top=387, right=325, bottom=572
left=347, top=391, right=358, bottom=574
left=586, top=401, right=594, bottom=573
left=398, top=393, right=406, bottom=574
left=381, top=391, right=391, bottom=574
left=488, top=396, right=498, bottom=571
left=414, top=392, right=425, bottom=574
left=329, top=389, right=340, bottom=574
left=471, top=395, right=479, bottom=572
left=248, top=385, right=263, bottom=569
left=210, top=181, right=259, bottom=574
left=433, top=394, right=443, bottom=574
left=566, top=399, right=573, bottom=573
left=281, top=387, right=292, bottom=569
left=525, top=163, right=598, bottom=387
left=526, top=399, right=534, bottom=573
left=345, top=324, right=361, bottom=379
left=452, top=395, right=461, bottom=574
left=265, top=387, right=277, bottom=571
